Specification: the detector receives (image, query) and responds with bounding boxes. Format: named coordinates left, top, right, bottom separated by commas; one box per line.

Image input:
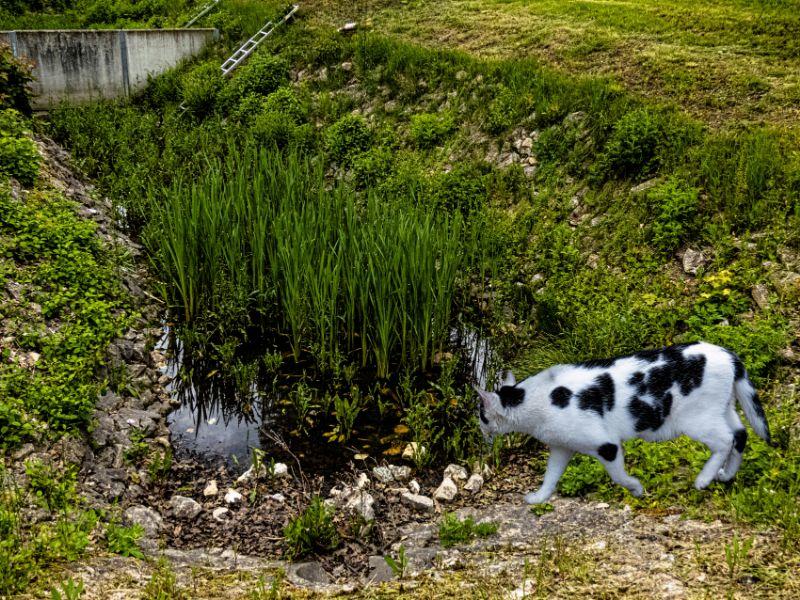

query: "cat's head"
left=473, top=370, right=516, bottom=444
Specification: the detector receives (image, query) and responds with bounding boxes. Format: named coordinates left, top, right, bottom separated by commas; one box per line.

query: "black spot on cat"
left=628, top=372, right=645, bottom=386
left=498, top=385, right=525, bottom=408
left=479, top=402, right=489, bottom=425
left=725, top=350, right=746, bottom=380
left=633, top=348, right=662, bottom=362
left=579, top=357, right=616, bottom=369
left=550, top=386, right=572, bottom=408
left=679, top=355, right=706, bottom=395
left=598, top=443, right=618, bottom=462
left=577, top=373, right=615, bottom=416
left=628, top=392, right=673, bottom=432
left=733, top=429, right=747, bottom=453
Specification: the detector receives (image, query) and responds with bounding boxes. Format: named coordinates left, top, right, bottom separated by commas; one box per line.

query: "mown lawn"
left=307, top=0, right=800, bottom=129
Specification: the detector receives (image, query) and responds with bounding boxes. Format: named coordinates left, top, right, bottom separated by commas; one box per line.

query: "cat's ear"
left=473, top=386, right=496, bottom=408
left=501, top=370, right=516, bottom=387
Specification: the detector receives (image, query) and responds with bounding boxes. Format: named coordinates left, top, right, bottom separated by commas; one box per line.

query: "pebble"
left=224, top=489, right=243, bottom=505
left=273, top=462, right=289, bottom=478
left=203, top=480, right=219, bottom=497
left=212, top=507, right=230, bottom=522
left=443, top=464, right=468, bottom=482
left=123, top=505, right=162, bottom=537
left=389, top=465, right=412, bottom=481
left=169, top=495, right=202, bottom=520
left=433, top=477, right=458, bottom=502
left=463, top=474, right=484, bottom=494
left=402, top=442, right=426, bottom=461
left=408, top=479, right=421, bottom=494
left=400, top=491, right=434, bottom=513
left=355, top=472, right=370, bottom=489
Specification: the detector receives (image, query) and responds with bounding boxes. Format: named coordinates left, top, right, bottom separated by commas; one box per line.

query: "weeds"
left=106, top=522, right=144, bottom=559
left=384, top=545, right=408, bottom=579
left=438, top=512, right=499, bottom=548
left=283, top=496, right=340, bottom=559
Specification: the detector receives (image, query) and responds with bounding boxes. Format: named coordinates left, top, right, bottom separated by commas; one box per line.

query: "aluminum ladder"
left=182, top=0, right=221, bottom=28
left=220, top=4, right=299, bottom=77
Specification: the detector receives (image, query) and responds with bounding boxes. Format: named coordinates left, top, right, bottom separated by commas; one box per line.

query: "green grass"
left=439, top=512, right=499, bottom=548
left=307, top=0, right=800, bottom=130
left=35, top=0, right=800, bottom=560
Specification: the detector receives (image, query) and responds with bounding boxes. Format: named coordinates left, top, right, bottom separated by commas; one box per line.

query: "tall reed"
left=147, top=148, right=481, bottom=376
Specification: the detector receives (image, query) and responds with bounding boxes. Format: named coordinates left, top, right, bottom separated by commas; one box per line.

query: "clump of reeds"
left=147, top=148, right=483, bottom=377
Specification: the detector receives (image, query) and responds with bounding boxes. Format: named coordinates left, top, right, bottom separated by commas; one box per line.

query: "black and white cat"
left=474, top=342, right=771, bottom=504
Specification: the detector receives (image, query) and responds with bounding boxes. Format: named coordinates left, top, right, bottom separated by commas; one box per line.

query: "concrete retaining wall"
left=0, top=28, right=217, bottom=108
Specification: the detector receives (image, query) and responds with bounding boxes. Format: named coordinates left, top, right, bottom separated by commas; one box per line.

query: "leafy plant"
left=50, top=578, right=84, bottom=600
left=647, top=177, right=701, bottom=253
left=439, top=512, right=498, bottom=548
left=409, top=112, right=455, bottom=148
left=143, top=558, right=187, bottom=600
left=106, top=522, right=144, bottom=558
left=283, top=496, right=340, bottom=559
left=383, top=545, right=408, bottom=578
left=325, top=114, right=371, bottom=163
left=0, top=108, right=39, bottom=185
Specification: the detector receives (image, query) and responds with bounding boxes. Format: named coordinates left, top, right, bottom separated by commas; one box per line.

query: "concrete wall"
left=0, top=28, right=217, bottom=108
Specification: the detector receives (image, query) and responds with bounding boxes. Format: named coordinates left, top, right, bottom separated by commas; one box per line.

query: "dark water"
left=163, top=326, right=497, bottom=470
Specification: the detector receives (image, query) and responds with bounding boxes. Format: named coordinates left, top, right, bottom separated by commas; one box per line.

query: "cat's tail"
left=731, top=354, right=772, bottom=444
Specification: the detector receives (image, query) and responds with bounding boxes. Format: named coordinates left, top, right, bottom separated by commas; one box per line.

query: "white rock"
left=203, top=480, right=218, bottom=497
left=224, top=489, right=243, bottom=505
left=752, top=284, right=769, bottom=310
left=400, top=492, right=434, bottom=513
left=123, top=505, right=162, bottom=537
left=373, top=465, right=411, bottom=483
left=596, top=502, right=610, bottom=509
left=402, top=442, right=426, bottom=461
left=341, top=61, right=353, bottom=72
left=682, top=248, right=707, bottom=275
left=408, top=480, right=421, bottom=494
left=270, top=493, right=286, bottom=503
left=389, top=465, right=412, bottom=481
left=372, top=466, right=394, bottom=483
left=443, top=464, right=469, bottom=483
left=236, top=465, right=256, bottom=484
left=212, top=507, right=230, bottom=522
left=355, top=472, right=370, bottom=489
left=471, top=461, right=493, bottom=480
left=345, top=490, right=375, bottom=521
left=434, top=477, right=458, bottom=502
left=273, top=462, right=289, bottom=478
left=463, top=474, right=484, bottom=494
left=169, top=495, right=202, bottom=520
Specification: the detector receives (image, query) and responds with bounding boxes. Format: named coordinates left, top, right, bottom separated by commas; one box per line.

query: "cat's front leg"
left=525, top=446, right=574, bottom=504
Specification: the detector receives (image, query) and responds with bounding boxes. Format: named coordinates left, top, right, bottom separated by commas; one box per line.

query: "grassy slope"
left=307, top=0, right=800, bottom=130
left=3, top=0, right=799, bottom=595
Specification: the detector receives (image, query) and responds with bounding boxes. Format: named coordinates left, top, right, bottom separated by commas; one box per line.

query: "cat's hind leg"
left=685, top=422, right=734, bottom=489
left=524, top=446, right=574, bottom=504
left=595, top=442, right=644, bottom=497
left=718, top=406, right=746, bottom=482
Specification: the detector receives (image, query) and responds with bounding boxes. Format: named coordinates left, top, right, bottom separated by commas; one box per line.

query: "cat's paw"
left=694, top=475, right=714, bottom=490
left=524, top=491, right=551, bottom=505
left=628, top=482, right=644, bottom=498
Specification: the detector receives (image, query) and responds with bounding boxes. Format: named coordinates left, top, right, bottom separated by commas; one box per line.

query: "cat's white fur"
left=475, top=342, right=771, bottom=504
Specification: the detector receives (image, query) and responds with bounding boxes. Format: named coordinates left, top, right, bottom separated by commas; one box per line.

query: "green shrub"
left=233, top=53, right=289, bottom=99
left=0, top=108, right=39, bottom=185
left=409, top=112, right=455, bottom=148
left=647, top=177, right=702, bottom=253
left=439, top=512, right=498, bottom=548
left=596, top=108, right=698, bottom=180
left=263, top=86, right=306, bottom=123
left=0, top=44, right=33, bottom=115
left=251, top=110, right=295, bottom=148
left=351, top=146, right=393, bottom=189
left=180, top=62, right=223, bottom=117
left=106, top=522, right=144, bottom=558
left=231, top=92, right=267, bottom=124
left=426, top=162, right=488, bottom=213
left=325, top=114, right=371, bottom=163
left=283, top=496, right=339, bottom=559
left=485, top=85, right=520, bottom=134
left=25, top=460, right=77, bottom=512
